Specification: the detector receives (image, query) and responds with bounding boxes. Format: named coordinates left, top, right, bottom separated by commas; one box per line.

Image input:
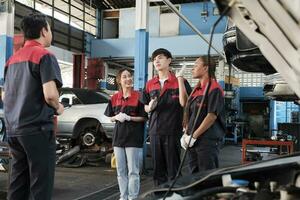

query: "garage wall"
left=117, top=2, right=226, bottom=38
left=91, top=34, right=223, bottom=58
left=103, top=19, right=119, bottom=39
left=239, top=87, right=264, bottom=99
left=160, top=13, right=179, bottom=36
left=119, top=7, right=160, bottom=38
left=179, top=2, right=227, bottom=35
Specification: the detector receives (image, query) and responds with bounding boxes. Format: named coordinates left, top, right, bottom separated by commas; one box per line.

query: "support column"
left=269, top=100, right=276, bottom=135
left=135, top=0, right=149, bottom=173
left=134, top=0, right=149, bottom=91
left=96, top=8, right=102, bottom=39
left=0, top=0, right=14, bottom=86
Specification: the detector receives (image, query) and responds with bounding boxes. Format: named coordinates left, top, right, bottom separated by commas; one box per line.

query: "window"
left=54, top=0, right=69, bottom=14
left=54, top=8, right=69, bottom=24
left=59, top=91, right=80, bottom=105
left=17, top=0, right=96, bottom=35
left=16, top=0, right=34, bottom=8
left=71, top=5, right=83, bottom=20
left=235, top=70, right=266, bottom=87
left=71, top=16, right=83, bottom=30
left=35, top=0, right=52, bottom=16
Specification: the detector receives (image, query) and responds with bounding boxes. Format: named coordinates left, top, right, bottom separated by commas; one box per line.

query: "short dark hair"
left=21, top=13, right=49, bottom=39
left=151, top=48, right=172, bottom=61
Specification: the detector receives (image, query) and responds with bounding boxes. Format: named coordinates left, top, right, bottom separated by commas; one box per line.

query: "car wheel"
left=78, top=120, right=100, bottom=147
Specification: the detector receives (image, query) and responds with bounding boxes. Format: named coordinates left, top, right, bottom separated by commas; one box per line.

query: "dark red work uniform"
left=141, top=72, right=191, bottom=186
left=186, top=79, right=225, bottom=174
left=4, top=40, right=62, bottom=200
left=104, top=90, right=147, bottom=148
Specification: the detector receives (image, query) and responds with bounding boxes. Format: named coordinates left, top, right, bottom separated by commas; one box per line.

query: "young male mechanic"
left=142, top=48, right=191, bottom=186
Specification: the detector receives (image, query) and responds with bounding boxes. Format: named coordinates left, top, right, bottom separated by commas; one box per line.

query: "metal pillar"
left=73, top=54, right=85, bottom=88
left=269, top=100, right=276, bottom=135
left=134, top=0, right=149, bottom=173
left=96, top=8, right=103, bottom=39
left=134, top=0, right=149, bottom=91
left=0, top=0, right=14, bottom=86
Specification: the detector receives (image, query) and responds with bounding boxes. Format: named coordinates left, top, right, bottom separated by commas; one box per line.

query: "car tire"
left=77, top=120, right=100, bottom=147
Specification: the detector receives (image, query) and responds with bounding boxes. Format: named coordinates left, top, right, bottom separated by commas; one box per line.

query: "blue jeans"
left=114, top=147, right=142, bottom=200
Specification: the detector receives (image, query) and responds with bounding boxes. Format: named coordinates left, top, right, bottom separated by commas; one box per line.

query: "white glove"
left=176, top=64, right=187, bottom=78
left=148, top=97, right=158, bottom=112
left=115, top=113, right=126, bottom=123
left=121, top=113, right=131, bottom=121
left=185, top=135, right=197, bottom=148
left=180, top=134, right=188, bottom=150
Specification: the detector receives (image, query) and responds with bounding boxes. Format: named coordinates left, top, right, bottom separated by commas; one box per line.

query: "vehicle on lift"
left=57, top=88, right=114, bottom=153
left=263, top=73, right=299, bottom=102
left=223, top=22, right=300, bottom=102
left=223, top=22, right=276, bottom=75
left=219, top=0, right=300, bottom=100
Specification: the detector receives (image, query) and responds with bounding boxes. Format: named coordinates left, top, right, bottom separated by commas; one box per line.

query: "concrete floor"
left=0, top=144, right=242, bottom=200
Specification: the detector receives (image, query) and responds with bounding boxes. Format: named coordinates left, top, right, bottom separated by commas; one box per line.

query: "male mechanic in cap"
left=142, top=48, right=191, bottom=186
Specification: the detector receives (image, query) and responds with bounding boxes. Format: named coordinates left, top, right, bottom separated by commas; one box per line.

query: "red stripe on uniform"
left=6, top=40, right=52, bottom=66
left=111, top=90, right=140, bottom=107
left=146, top=73, right=179, bottom=95
left=146, top=78, right=161, bottom=93
left=191, top=80, right=224, bottom=97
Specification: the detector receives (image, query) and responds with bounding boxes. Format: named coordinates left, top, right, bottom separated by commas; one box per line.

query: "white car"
left=57, top=88, right=114, bottom=149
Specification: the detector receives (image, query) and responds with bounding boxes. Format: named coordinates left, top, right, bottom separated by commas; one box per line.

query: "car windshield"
left=74, top=90, right=109, bottom=104
left=60, top=89, right=110, bottom=104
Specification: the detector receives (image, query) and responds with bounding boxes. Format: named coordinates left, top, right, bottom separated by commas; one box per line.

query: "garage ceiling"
left=82, top=0, right=206, bottom=9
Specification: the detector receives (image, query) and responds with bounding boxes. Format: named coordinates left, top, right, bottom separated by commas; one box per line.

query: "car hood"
left=215, top=0, right=300, bottom=99
left=141, top=153, right=300, bottom=199
left=58, top=103, right=112, bottom=124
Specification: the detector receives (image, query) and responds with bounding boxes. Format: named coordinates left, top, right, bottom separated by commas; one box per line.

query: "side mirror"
left=61, top=98, right=71, bottom=107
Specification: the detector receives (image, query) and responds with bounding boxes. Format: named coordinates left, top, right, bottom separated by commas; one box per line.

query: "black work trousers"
left=187, top=139, right=221, bottom=174
left=150, top=134, right=181, bottom=186
left=7, top=131, right=56, bottom=200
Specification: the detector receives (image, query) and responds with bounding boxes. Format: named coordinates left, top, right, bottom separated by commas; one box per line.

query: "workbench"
left=242, top=139, right=294, bottom=164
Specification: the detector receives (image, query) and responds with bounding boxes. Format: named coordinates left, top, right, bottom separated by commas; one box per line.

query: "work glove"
left=185, top=135, right=197, bottom=148
left=176, top=64, right=187, bottom=78
left=180, top=134, right=189, bottom=150
left=148, top=97, right=158, bottom=112
left=121, top=113, right=131, bottom=121
left=115, top=113, right=126, bottom=123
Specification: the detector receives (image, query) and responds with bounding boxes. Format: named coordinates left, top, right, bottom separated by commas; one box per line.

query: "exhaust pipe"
left=56, top=145, right=80, bottom=165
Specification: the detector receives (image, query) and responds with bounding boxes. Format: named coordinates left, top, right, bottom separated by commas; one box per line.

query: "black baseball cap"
left=151, top=48, right=172, bottom=61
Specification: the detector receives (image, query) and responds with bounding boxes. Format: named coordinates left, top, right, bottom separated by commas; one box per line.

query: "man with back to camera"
left=3, top=13, right=64, bottom=200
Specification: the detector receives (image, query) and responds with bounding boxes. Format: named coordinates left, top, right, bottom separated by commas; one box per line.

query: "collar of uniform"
left=192, top=79, right=214, bottom=97
left=116, top=90, right=132, bottom=100
left=153, top=71, right=176, bottom=83
left=196, top=78, right=214, bottom=90
left=24, top=40, right=43, bottom=47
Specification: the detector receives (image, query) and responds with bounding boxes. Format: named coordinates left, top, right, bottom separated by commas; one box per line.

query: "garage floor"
left=0, top=144, right=242, bottom=200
